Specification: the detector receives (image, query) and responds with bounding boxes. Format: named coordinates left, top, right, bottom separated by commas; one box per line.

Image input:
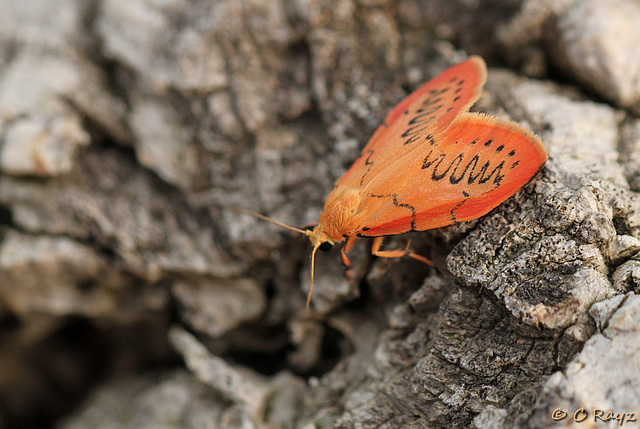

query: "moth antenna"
left=226, top=205, right=311, bottom=236
left=228, top=204, right=320, bottom=311
left=307, top=241, right=322, bottom=312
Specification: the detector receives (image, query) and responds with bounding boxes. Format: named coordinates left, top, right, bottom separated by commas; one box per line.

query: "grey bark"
left=1, top=0, right=640, bottom=428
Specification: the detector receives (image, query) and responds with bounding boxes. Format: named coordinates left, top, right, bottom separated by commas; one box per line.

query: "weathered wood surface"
left=1, top=0, right=640, bottom=427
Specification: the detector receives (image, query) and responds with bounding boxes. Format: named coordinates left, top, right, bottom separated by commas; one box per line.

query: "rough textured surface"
left=1, top=0, right=640, bottom=428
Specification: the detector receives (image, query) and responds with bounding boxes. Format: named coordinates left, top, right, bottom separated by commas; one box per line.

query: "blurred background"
left=1, top=0, right=640, bottom=428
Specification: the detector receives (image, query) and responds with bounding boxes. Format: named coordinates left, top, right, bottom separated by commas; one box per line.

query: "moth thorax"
left=318, top=187, right=362, bottom=240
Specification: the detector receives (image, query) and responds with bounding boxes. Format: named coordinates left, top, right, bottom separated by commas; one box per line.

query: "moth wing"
left=336, top=56, right=487, bottom=190
left=348, top=113, right=548, bottom=237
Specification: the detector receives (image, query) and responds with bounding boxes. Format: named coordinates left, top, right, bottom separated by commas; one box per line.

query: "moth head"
left=319, top=241, right=333, bottom=252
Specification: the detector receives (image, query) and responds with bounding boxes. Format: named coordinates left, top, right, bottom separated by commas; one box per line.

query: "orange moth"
left=239, top=56, right=548, bottom=309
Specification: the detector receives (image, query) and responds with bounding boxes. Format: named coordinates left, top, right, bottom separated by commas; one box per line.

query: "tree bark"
left=1, top=0, right=640, bottom=428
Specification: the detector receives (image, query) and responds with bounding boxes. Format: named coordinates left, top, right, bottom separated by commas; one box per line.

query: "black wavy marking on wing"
left=402, top=103, right=442, bottom=145
left=358, top=193, right=416, bottom=236
left=359, top=149, right=376, bottom=186
left=422, top=149, right=506, bottom=188
left=449, top=199, right=467, bottom=224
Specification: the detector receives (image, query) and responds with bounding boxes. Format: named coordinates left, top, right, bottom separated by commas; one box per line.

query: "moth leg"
left=341, top=236, right=358, bottom=280
left=371, top=237, right=434, bottom=265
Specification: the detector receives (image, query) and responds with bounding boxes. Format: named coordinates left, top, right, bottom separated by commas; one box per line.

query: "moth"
left=239, top=56, right=548, bottom=309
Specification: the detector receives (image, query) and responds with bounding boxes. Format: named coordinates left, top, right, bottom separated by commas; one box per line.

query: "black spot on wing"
left=357, top=226, right=370, bottom=237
